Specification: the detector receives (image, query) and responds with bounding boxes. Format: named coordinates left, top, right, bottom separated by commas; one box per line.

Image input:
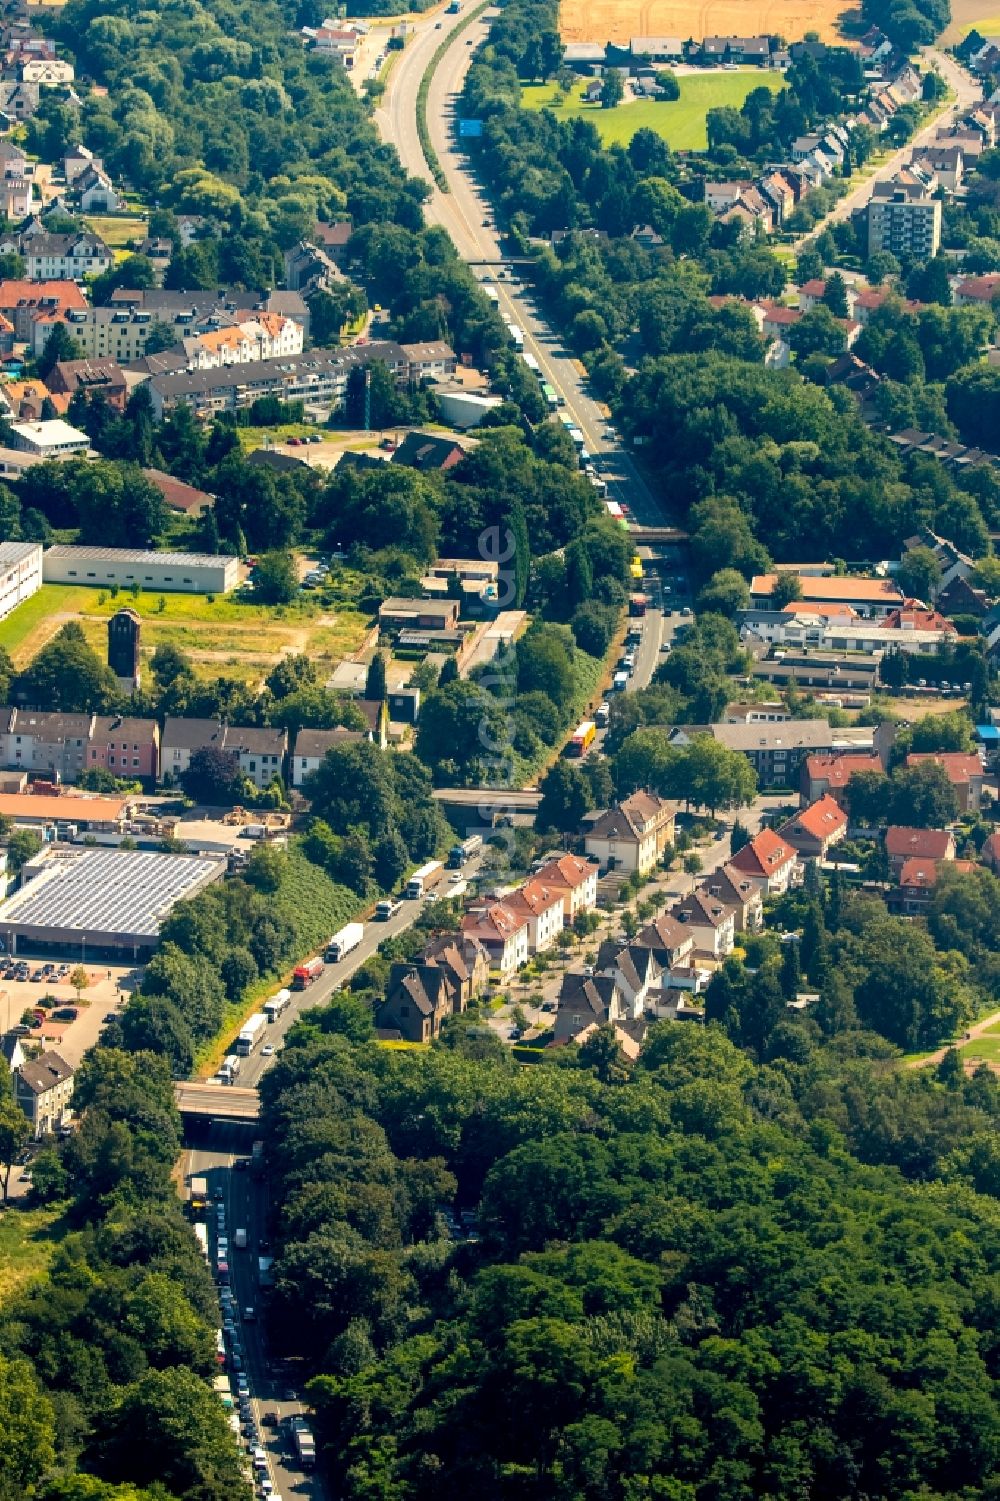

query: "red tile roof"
left=885, top=826, right=954, bottom=860
left=730, top=826, right=797, bottom=877
left=905, top=753, right=983, bottom=786
left=804, top=753, right=883, bottom=790
left=782, top=794, right=847, bottom=842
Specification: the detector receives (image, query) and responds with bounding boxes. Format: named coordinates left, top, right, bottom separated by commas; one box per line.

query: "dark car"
left=52, top=1007, right=77, bottom=1021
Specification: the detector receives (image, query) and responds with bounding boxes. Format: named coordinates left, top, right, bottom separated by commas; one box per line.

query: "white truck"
left=234, top=1012, right=267, bottom=1056
left=263, top=988, right=291, bottom=1022
left=325, top=922, right=364, bottom=963
left=405, top=861, right=443, bottom=899
left=233, top=1227, right=248, bottom=1250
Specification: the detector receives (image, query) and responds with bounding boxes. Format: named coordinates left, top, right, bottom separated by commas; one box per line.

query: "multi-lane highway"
left=374, top=5, right=666, bottom=527
left=188, top=1136, right=321, bottom=1501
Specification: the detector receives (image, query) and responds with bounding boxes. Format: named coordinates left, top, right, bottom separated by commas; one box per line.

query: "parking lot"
left=1, top=959, right=139, bottom=1067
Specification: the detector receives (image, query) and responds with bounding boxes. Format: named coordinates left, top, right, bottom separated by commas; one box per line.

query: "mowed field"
left=0, top=585, right=370, bottom=685
left=942, top=0, right=1000, bottom=38
left=559, top=0, right=851, bottom=44
left=522, top=71, right=786, bottom=149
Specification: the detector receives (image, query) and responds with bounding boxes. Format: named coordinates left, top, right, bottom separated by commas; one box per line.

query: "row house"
left=504, top=876, right=566, bottom=953
left=290, top=726, right=371, bottom=788
left=533, top=853, right=598, bottom=921
left=0, top=709, right=160, bottom=783
left=24, top=232, right=112, bottom=281
left=160, top=718, right=288, bottom=792
left=0, top=279, right=87, bottom=342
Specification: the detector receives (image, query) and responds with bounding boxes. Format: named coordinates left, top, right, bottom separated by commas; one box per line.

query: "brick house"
left=905, top=753, right=984, bottom=813
left=885, top=825, right=955, bottom=877
left=87, top=715, right=159, bottom=782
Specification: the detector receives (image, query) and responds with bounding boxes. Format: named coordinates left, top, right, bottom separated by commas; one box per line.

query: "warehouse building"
left=42, top=545, right=239, bottom=594
left=0, top=846, right=227, bottom=959
left=0, top=541, right=42, bottom=621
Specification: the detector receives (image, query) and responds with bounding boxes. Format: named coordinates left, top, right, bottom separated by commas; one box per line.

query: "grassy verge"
left=83, top=214, right=148, bottom=248
left=520, top=72, right=786, bottom=152
left=0, top=1202, right=70, bottom=1300
left=416, top=0, right=493, bottom=191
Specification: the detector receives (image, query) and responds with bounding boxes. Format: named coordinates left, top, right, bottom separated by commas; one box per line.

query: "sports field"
left=521, top=71, right=786, bottom=150
left=559, top=0, right=850, bottom=44
left=0, top=584, right=370, bottom=685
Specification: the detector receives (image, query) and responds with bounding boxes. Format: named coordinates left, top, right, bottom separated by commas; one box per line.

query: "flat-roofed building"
left=9, top=418, right=89, bottom=457
left=42, top=545, right=238, bottom=594
left=0, top=846, right=226, bottom=958
left=0, top=540, right=41, bottom=620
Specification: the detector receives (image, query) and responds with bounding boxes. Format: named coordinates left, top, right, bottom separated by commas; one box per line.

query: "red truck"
left=292, top=957, right=324, bottom=990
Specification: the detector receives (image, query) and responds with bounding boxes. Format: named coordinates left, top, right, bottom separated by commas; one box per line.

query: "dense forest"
left=254, top=988, right=1000, bottom=1501
left=1, top=1050, right=250, bottom=1500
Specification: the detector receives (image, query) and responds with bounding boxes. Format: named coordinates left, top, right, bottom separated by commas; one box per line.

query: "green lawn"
left=0, top=582, right=370, bottom=682
left=521, top=72, right=786, bottom=151
left=83, top=214, right=148, bottom=249
left=0, top=1202, right=69, bottom=1300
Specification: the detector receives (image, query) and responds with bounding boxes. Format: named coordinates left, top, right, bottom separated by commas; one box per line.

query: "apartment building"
left=867, top=184, right=942, bottom=258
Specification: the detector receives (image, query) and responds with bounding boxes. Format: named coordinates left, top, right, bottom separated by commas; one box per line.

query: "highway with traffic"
left=182, top=14, right=683, bottom=1494
left=374, top=5, right=667, bottom=528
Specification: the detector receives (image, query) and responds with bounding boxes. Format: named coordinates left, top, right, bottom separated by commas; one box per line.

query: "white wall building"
left=0, top=541, right=42, bottom=621
left=42, top=545, right=239, bottom=595
left=9, top=420, right=89, bottom=458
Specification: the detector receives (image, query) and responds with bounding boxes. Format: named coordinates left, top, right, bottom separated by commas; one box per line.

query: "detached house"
left=730, top=827, right=799, bottom=894
left=905, top=753, right=984, bottom=813
left=583, top=791, right=677, bottom=875
left=885, top=825, right=955, bottom=876
left=632, top=911, right=696, bottom=970
left=779, top=794, right=848, bottom=859
left=378, top=962, right=455, bottom=1043
left=699, top=862, right=764, bottom=932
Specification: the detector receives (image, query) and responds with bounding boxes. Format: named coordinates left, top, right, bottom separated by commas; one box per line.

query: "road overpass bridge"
left=432, top=787, right=541, bottom=831
left=174, top=1081, right=260, bottom=1123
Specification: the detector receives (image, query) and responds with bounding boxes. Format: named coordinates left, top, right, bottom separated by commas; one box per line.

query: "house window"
left=132, top=757, right=139, bottom=767
left=68, top=570, right=77, bottom=577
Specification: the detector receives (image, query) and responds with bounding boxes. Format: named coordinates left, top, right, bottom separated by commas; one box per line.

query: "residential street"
left=794, top=48, right=981, bottom=247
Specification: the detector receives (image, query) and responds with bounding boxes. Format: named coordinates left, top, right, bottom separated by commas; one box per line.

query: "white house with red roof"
left=729, top=827, right=799, bottom=893
left=461, top=901, right=529, bottom=976
left=779, top=795, right=848, bottom=859
left=533, top=853, right=598, bottom=920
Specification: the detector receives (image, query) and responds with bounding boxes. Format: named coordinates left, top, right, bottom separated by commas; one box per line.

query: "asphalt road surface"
left=188, top=1137, right=322, bottom=1501
left=227, top=858, right=484, bottom=1090
left=793, top=49, right=981, bottom=248
left=375, top=6, right=665, bottom=525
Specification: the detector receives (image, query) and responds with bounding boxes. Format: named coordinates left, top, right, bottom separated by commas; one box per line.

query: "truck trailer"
left=448, top=834, right=482, bottom=868
left=292, top=957, right=324, bottom=990
left=263, top=988, right=291, bottom=1022
left=325, top=922, right=364, bottom=963
left=405, top=860, right=443, bottom=899
left=234, top=1012, right=267, bottom=1056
